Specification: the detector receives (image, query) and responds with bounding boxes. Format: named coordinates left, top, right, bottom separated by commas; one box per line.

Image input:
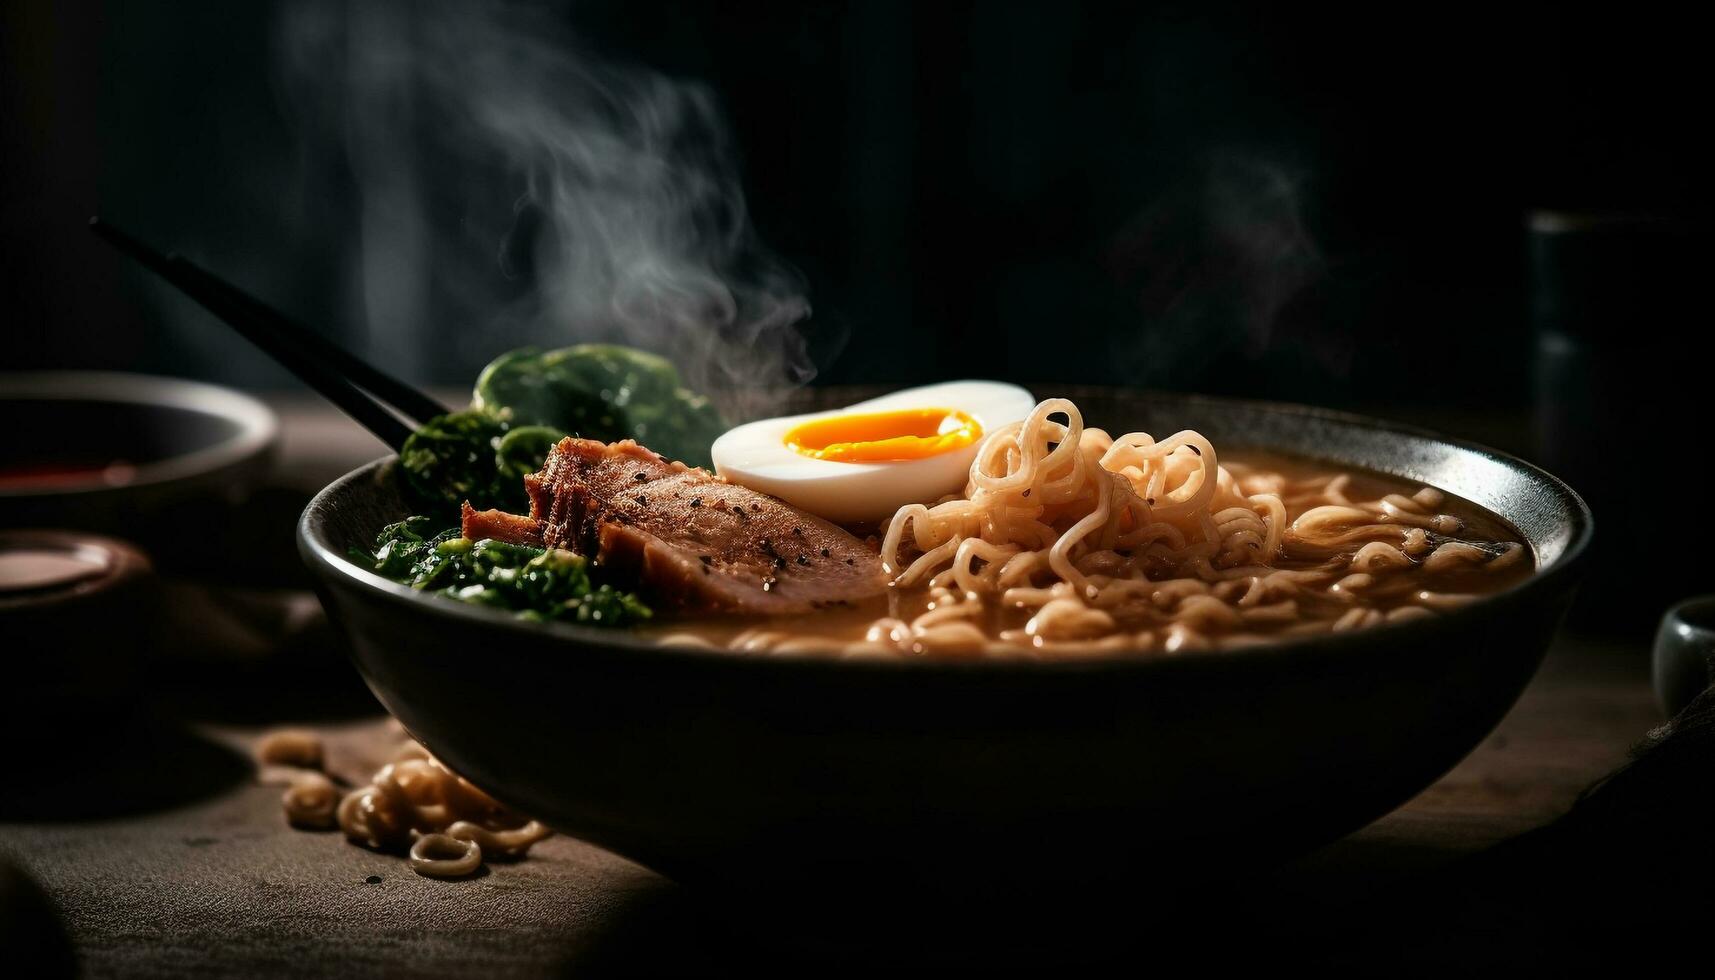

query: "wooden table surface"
left=0, top=396, right=1677, bottom=976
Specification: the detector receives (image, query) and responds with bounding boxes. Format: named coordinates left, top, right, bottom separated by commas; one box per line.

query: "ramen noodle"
left=260, top=730, right=552, bottom=878
left=653, top=397, right=1529, bottom=657
left=255, top=729, right=324, bottom=769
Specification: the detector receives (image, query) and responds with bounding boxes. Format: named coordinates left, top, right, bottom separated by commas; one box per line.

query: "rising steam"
left=276, top=0, right=814, bottom=408
left=1107, top=155, right=1324, bottom=384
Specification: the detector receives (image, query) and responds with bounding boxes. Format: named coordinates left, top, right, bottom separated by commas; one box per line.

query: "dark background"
left=3, top=1, right=1707, bottom=413
left=2, top=8, right=1712, bottom=971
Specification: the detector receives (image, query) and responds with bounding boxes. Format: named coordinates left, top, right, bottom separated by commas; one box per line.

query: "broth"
left=639, top=451, right=1532, bottom=658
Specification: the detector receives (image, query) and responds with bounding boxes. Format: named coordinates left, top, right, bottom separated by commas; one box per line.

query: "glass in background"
left=1530, top=211, right=1712, bottom=635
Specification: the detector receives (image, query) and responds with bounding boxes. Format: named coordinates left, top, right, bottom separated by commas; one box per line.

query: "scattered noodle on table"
left=257, top=730, right=553, bottom=879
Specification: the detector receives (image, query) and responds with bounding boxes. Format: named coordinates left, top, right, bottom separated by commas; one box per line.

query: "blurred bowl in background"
left=0, top=372, right=278, bottom=562
left=0, top=529, right=156, bottom=734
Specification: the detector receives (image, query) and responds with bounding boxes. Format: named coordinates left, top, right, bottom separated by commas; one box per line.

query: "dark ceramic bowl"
left=0, top=372, right=278, bottom=532
left=299, top=389, right=1590, bottom=906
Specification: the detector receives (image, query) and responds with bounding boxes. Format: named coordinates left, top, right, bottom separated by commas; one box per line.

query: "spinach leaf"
left=493, top=424, right=563, bottom=492
left=364, top=516, right=441, bottom=578
left=472, top=344, right=726, bottom=469
left=398, top=410, right=568, bottom=515
left=398, top=409, right=526, bottom=515
left=363, top=520, right=651, bottom=627
left=396, top=344, right=725, bottom=514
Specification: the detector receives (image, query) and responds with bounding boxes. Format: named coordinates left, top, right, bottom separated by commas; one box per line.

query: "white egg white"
left=710, top=380, right=1036, bottom=524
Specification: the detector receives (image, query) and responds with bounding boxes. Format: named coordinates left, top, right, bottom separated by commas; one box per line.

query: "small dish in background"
left=0, top=371, right=277, bottom=519
left=0, top=530, right=156, bottom=731
left=1654, top=596, right=1715, bottom=717
left=0, top=372, right=279, bottom=571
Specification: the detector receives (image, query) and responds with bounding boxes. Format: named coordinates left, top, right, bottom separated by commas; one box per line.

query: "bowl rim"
left=0, top=371, right=279, bottom=498
left=298, top=390, right=1593, bottom=675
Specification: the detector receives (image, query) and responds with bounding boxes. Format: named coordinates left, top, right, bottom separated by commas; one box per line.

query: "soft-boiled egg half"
left=710, top=381, right=1035, bottom=523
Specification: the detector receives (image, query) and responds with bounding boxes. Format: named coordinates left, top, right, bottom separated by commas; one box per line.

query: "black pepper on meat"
left=516, top=438, right=887, bottom=615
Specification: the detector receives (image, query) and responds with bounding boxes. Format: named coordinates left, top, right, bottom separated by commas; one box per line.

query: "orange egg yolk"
left=784, top=408, right=983, bottom=463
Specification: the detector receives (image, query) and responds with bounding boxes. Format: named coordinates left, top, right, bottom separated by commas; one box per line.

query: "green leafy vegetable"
left=494, top=425, right=564, bottom=490
left=363, top=519, right=651, bottom=627
left=398, top=409, right=527, bottom=515
left=381, top=344, right=712, bottom=622
left=397, top=344, right=726, bottom=514
left=473, top=344, right=727, bottom=469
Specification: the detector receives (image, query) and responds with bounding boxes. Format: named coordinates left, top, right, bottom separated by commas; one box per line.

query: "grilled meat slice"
left=460, top=502, right=545, bottom=547
left=524, top=437, right=887, bottom=615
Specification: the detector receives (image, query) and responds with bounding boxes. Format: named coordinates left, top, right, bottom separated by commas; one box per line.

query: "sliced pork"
left=464, top=437, right=888, bottom=615
left=459, top=503, right=544, bottom=548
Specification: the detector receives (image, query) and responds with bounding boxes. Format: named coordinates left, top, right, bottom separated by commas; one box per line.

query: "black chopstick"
left=90, top=217, right=448, bottom=450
